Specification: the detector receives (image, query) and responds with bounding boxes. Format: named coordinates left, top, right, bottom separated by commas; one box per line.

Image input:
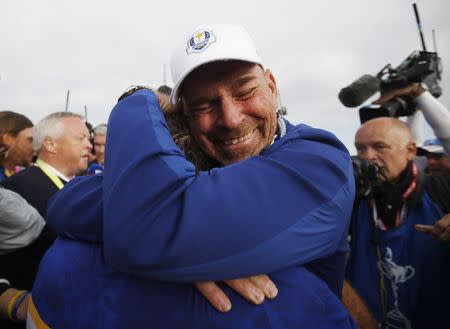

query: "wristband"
left=11, top=290, right=30, bottom=321
left=7, top=290, right=26, bottom=320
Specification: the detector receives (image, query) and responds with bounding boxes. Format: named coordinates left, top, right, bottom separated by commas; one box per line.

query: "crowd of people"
left=0, top=24, right=449, bottom=329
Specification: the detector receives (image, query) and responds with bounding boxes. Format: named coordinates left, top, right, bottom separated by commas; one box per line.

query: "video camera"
left=359, top=50, right=442, bottom=123
left=338, top=3, right=443, bottom=124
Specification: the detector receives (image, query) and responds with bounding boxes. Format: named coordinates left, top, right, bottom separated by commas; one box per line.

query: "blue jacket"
left=31, top=237, right=357, bottom=329
left=31, top=89, right=356, bottom=328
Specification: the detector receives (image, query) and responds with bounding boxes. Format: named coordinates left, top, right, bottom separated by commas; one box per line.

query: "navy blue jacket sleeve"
left=47, top=175, right=103, bottom=242
left=46, top=89, right=355, bottom=282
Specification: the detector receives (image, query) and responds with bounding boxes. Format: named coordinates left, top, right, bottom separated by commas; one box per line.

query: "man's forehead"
left=181, top=61, right=262, bottom=97
left=355, top=125, right=408, bottom=148
left=63, top=117, right=88, bottom=133
left=94, top=134, right=106, bottom=141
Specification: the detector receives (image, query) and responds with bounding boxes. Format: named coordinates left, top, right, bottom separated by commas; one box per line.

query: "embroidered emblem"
left=377, top=247, right=415, bottom=329
left=186, top=29, right=216, bottom=54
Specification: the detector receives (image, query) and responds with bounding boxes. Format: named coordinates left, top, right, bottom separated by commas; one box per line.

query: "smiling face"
left=181, top=61, right=278, bottom=165
left=355, top=117, right=416, bottom=182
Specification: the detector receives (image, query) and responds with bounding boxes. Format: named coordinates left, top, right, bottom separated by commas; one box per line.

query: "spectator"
left=29, top=24, right=356, bottom=329
left=92, top=124, right=107, bottom=166
left=344, top=117, right=450, bottom=329
left=0, top=187, right=44, bottom=256
left=2, top=112, right=92, bottom=216
left=0, top=111, right=34, bottom=182
left=84, top=121, right=97, bottom=165
left=87, top=124, right=107, bottom=175
left=0, top=112, right=91, bottom=328
left=416, top=138, right=450, bottom=176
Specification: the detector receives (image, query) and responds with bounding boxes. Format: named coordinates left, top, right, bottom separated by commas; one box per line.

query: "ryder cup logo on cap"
left=170, top=24, right=264, bottom=104
left=186, top=30, right=216, bottom=54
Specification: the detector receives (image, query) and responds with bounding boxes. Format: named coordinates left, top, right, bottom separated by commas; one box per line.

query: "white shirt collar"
left=35, top=159, right=73, bottom=182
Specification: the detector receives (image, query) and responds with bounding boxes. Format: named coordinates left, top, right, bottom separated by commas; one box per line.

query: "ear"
left=406, top=141, right=417, bottom=160
left=2, top=133, right=15, bottom=147
left=264, top=69, right=278, bottom=99
left=42, top=137, right=57, bottom=154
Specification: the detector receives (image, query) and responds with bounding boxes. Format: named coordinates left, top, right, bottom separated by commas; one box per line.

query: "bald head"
left=355, top=117, right=416, bottom=182
left=357, top=117, right=414, bottom=147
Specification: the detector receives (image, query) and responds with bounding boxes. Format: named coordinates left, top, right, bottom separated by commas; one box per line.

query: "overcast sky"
left=1, top=0, right=449, bottom=153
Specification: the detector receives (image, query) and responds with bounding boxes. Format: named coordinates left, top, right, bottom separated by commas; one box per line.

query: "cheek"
left=188, top=117, right=213, bottom=142
left=23, top=140, right=33, bottom=152
left=71, top=143, right=83, bottom=157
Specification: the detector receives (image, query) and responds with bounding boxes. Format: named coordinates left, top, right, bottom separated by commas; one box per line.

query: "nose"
left=427, top=157, right=439, bottom=167
left=216, top=97, right=245, bottom=129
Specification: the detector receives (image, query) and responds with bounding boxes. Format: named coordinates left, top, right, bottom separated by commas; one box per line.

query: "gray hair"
left=33, top=112, right=84, bottom=153
left=93, top=124, right=107, bottom=136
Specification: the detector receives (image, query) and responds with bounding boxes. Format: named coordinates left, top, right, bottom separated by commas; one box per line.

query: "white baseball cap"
left=169, top=24, right=264, bottom=105
left=417, top=138, right=445, bottom=156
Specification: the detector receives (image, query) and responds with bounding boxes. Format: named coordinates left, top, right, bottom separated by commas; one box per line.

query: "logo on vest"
left=377, top=247, right=415, bottom=329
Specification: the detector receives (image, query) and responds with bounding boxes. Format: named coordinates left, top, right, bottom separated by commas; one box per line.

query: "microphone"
left=338, top=75, right=381, bottom=107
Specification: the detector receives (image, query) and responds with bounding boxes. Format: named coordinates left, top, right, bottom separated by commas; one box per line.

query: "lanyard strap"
left=35, top=159, right=64, bottom=190
left=4, top=168, right=15, bottom=177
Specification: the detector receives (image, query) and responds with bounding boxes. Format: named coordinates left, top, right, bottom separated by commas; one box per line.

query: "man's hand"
left=195, top=275, right=278, bottom=312
left=415, top=214, right=450, bottom=243
left=373, top=83, right=425, bottom=105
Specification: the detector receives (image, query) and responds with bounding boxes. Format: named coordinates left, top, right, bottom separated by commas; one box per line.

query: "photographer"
left=344, top=117, right=450, bottom=329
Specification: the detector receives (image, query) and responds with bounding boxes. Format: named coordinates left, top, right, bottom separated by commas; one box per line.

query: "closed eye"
left=235, top=87, right=256, bottom=100
left=188, top=102, right=216, bottom=115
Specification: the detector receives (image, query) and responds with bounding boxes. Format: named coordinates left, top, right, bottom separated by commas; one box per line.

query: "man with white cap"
left=417, top=138, right=450, bottom=176
left=28, top=25, right=356, bottom=328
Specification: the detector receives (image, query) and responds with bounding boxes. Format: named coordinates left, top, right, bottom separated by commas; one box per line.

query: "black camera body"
left=359, top=50, right=442, bottom=123
left=352, top=156, right=385, bottom=198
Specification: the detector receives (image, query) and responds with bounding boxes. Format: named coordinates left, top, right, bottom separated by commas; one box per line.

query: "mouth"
left=219, top=129, right=256, bottom=146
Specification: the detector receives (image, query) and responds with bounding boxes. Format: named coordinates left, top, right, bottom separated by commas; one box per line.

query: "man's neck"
left=37, top=154, right=74, bottom=180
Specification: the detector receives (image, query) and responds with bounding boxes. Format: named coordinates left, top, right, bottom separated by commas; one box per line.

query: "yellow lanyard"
left=35, top=159, right=64, bottom=190
left=4, top=168, right=15, bottom=177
